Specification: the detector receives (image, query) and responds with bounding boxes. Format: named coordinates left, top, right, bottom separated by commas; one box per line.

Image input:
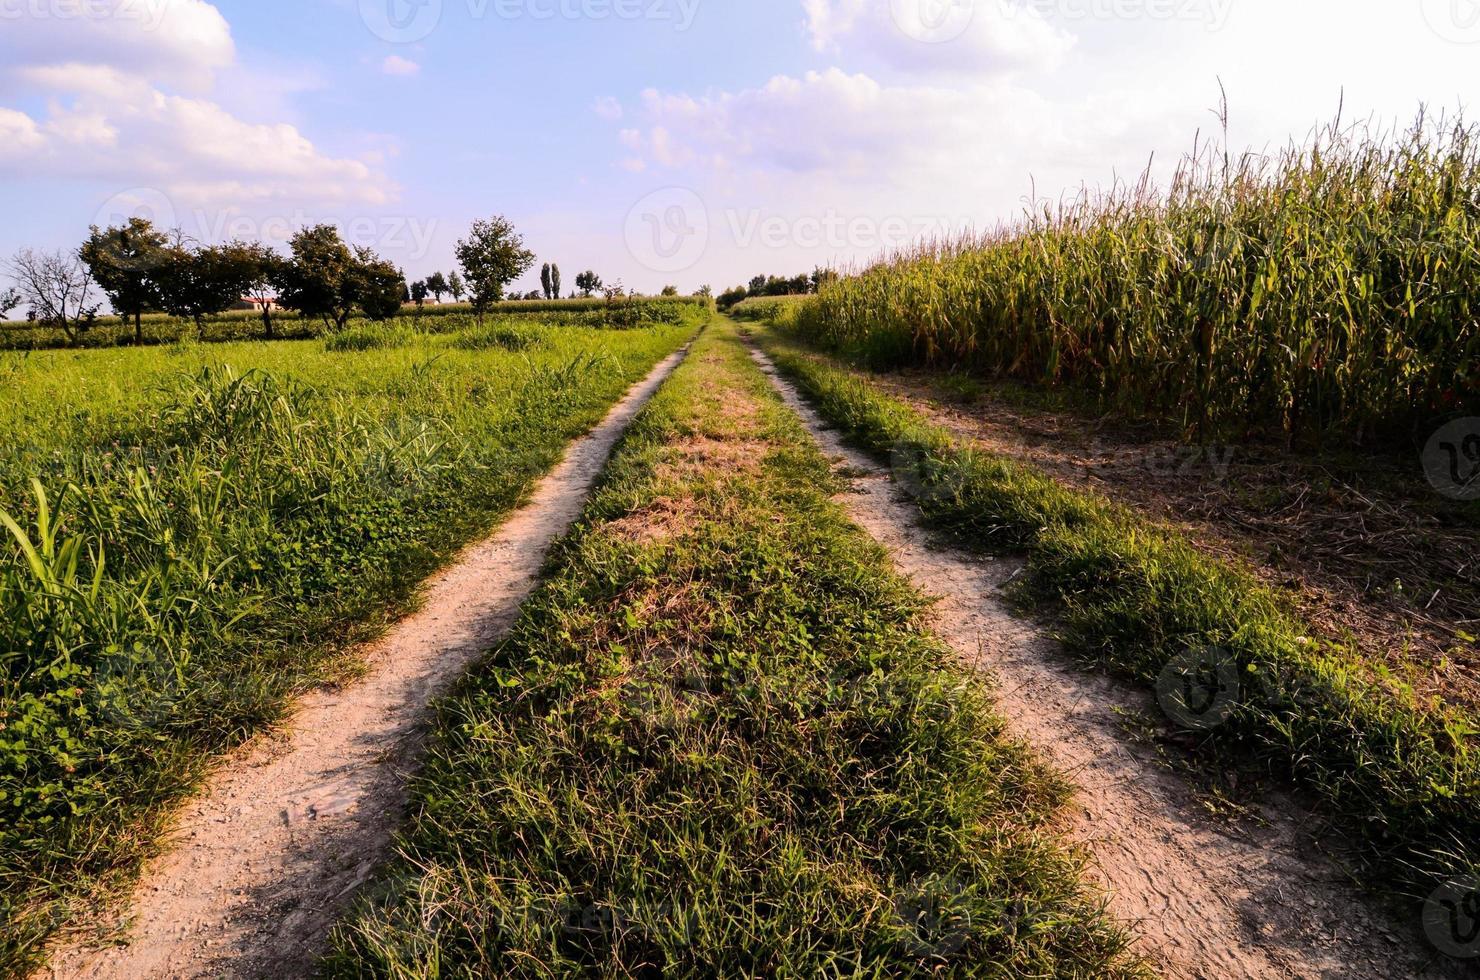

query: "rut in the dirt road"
left=44, top=345, right=692, bottom=980
left=748, top=343, right=1465, bottom=980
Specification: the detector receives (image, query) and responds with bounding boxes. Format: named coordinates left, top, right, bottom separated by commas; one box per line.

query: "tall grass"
left=791, top=110, right=1480, bottom=443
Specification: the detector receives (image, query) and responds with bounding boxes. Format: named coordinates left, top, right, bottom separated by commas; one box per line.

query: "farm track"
left=42, top=343, right=693, bottom=980
left=747, top=342, right=1466, bottom=980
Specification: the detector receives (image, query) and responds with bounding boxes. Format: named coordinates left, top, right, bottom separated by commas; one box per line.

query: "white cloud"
left=802, top=0, right=1076, bottom=75
left=0, top=1, right=392, bottom=210
left=0, top=0, right=234, bottom=92
left=381, top=55, right=422, bottom=77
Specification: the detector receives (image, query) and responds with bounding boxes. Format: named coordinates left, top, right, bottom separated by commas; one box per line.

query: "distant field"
left=0, top=296, right=711, bottom=351
left=0, top=311, right=702, bottom=973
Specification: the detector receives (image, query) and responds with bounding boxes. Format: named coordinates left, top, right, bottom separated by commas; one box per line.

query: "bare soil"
left=42, top=345, right=691, bottom=980
left=751, top=345, right=1469, bottom=980
left=868, top=366, right=1480, bottom=710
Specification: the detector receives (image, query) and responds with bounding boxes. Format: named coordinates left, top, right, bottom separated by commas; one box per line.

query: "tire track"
left=748, top=342, right=1464, bottom=980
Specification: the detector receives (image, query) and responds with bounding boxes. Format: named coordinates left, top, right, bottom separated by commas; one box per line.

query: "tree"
left=80, top=218, right=168, bottom=345
left=717, top=285, right=748, bottom=310
left=575, top=270, right=602, bottom=297
left=660, top=284, right=679, bottom=297
left=696, top=284, right=713, bottom=299
left=357, top=251, right=406, bottom=321
left=748, top=274, right=768, bottom=294
left=7, top=248, right=99, bottom=343
left=232, top=242, right=284, bottom=339
left=154, top=240, right=262, bottom=331
left=272, top=225, right=359, bottom=331
left=0, top=288, right=21, bottom=319
left=550, top=263, right=561, bottom=300
left=810, top=266, right=839, bottom=293
left=447, top=270, right=465, bottom=302
left=454, top=216, right=535, bottom=322
left=411, top=279, right=429, bottom=308
left=541, top=262, right=553, bottom=300
left=424, top=271, right=449, bottom=303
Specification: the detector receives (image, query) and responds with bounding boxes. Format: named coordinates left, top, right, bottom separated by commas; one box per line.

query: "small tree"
left=154, top=240, right=261, bottom=332
left=550, top=263, right=562, bottom=300
left=232, top=242, right=284, bottom=339
left=411, top=279, right=429, bottom=309
left=273, top=225, right=359, bottom=331
left=447, top=269, right=465, bottom=302
left=455, top=216, right=535, bottom=323
left=357, top=251, right=406, bottom=321
left=660, top=284, right=679, bottom=297
left=717, top=285, right=748, bottom=310
left=424, top=271, right=449, bottom=303
left=8, top=248, right=99, bottom=343
left=80, top=218, right=168, bottom=345
left=575, top=270, right=602, bottom=297
left=0, top=288, right=21, bottom=319
left=540, top=263, right=553, bottom=300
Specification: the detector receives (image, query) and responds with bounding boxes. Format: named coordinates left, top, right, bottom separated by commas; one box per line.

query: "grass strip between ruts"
left=325, top=322, right=1144, bottom=978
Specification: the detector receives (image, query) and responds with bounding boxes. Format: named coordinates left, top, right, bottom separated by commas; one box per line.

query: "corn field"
left=791, top=112, right=1480, bottom=443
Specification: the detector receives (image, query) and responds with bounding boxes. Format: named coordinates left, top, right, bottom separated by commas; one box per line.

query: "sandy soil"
left=750, top=345, right=1468, bottom=980
left=43, top=344, right=692, bottom=980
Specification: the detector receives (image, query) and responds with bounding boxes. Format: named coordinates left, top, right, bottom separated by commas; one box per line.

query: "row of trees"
left=3, top=213, right=556, bottom=342
left=716, top=268, right=838, bottom=310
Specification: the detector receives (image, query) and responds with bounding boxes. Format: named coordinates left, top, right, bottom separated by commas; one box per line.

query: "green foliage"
left=79, top=219, right=169, bottom=343
left=0, top=319, right=697, bottom=974
left=455, top=216, right=536, bottom=319
left=325, top=324, right=1143, bottom=979
left=786, top=113, right=1480, bottom=443
left=757, top=329, right=1480, bottom=899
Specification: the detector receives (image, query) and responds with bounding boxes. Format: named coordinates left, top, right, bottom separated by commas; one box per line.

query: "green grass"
left=784, top=111, right=1480, bottom=444
left=323, top=322, right=1145, bottom=979
left=751, top=324, right=1480, bottom=904
left=0, top=316, right=700, bottom=974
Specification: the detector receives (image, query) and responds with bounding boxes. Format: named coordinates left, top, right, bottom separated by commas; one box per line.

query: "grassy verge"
left=324, top=322, right=1144, bottom=978
left=750, top=324, right=1480, bottom=901
left=0, top=318, right=697, bottom=974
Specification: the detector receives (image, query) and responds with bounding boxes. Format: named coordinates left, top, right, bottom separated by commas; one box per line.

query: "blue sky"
left=3, top=0, right=1480, bottom=300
